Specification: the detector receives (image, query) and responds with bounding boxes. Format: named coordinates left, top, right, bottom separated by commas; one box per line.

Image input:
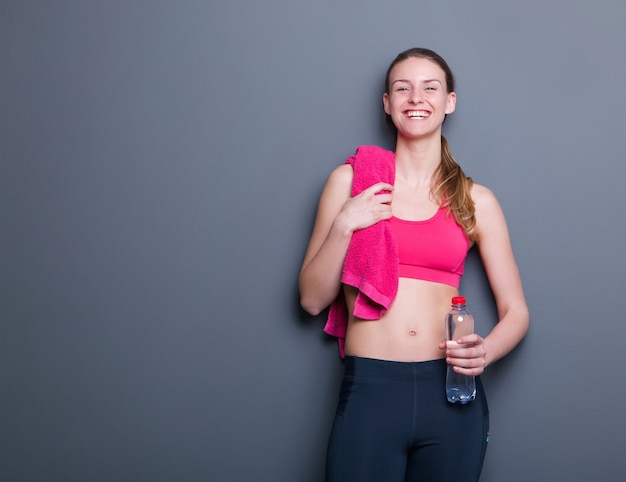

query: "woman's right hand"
left=334, top=182, right=394, bottom=234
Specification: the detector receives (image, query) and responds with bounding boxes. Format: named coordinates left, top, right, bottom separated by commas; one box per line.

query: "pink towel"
left=323, top=146, right=398, bottom=357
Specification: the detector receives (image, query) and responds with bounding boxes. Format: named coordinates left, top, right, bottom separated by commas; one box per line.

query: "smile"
left=406, top=110, right=430, bottom=118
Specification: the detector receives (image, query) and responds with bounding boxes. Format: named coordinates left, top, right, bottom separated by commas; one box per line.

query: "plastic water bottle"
left=445, top=296, right=476, bottom=404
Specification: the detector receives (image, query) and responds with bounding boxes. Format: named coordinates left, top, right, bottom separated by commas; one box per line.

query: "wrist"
left=482, top=337, right=495, bottom=369
left=331, top=213, right=355, bottom=238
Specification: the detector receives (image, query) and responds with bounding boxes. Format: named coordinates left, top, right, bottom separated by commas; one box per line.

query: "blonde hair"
left=385, top=48, right=477, bottom=240
left=433, top=136, right=477, bottom=241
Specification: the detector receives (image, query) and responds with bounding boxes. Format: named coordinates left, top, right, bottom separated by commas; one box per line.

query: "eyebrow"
left=392, top=78, right=443, bottom=85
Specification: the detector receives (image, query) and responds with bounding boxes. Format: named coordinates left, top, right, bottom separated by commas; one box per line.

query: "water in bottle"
left=445, top=296, right=476, bottom=404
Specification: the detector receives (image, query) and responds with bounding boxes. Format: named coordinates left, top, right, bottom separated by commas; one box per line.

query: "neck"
left=394, top=134, right=442, bottom=187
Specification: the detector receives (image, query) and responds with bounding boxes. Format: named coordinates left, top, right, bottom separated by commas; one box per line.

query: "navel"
left=408, top=330, right=417, bottom=336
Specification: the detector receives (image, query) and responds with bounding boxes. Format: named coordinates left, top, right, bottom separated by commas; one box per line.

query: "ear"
left=383, top=92, right=391, bottom=115
left=445, top=92, right=456, bottom=115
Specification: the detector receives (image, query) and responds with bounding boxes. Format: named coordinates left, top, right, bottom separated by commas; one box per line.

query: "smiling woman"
left=298, top=47, right=529, bottom=482
left=383, top=57, right=456, bottom=141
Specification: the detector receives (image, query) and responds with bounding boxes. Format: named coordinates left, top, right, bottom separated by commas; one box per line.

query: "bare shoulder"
left=470, top=182, right=499, bottom=210
left=320, top=163, right=353, bottom=204
left=327, top=163, right=353, bottom=189
left=470, top=183, right=508, bottom=239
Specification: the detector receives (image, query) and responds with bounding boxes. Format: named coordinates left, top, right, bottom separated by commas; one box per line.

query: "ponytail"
left=433, top=136, right=477, bottom=241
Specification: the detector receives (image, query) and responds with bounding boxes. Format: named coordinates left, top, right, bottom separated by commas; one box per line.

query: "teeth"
left=407, top=111, right=429, bottom=118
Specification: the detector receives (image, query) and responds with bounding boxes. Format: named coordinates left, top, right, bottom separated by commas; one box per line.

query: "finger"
left=452, top=365, right=485, bottom=376
left=447, top=353, right=484, bottom=369
left=446, top=345, right=483, bottom=361
left=445, top=340, right=471, bottom=350
left=364, top=182, right=394, bottom=194
left=446, top=351, right=472, bottom=364
left=456, top=334, right=482, bottom=346
left=375, top=193, right=393, bottom=204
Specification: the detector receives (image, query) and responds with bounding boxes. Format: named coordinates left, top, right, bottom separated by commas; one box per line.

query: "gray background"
left=2, top=1, right=625, bottom=481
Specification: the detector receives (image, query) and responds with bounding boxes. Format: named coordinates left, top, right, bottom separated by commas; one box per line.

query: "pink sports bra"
left=388, top=208, right=469, bottom=288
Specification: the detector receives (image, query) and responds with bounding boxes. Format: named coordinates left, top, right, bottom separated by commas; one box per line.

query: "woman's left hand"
left=439, top=334, right=487, bottom=376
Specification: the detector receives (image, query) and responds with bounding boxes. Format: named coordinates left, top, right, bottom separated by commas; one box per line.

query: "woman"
left=299, top=48, right=529, bottom=481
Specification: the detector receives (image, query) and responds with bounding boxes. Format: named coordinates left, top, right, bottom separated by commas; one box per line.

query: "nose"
left=409, top=91, right=422, bottom=104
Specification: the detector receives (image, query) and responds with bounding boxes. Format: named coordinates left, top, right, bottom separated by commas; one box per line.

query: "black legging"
left=326, top=356, right=489, bottom=482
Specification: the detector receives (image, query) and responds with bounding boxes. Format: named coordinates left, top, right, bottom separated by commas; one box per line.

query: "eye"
left=425, top=86, right=437, bottom=91
left=395, top=86, right=409, bottom=92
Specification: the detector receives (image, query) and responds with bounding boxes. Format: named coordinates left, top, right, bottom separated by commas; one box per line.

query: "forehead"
left=389, top=57, right=446, bottom=83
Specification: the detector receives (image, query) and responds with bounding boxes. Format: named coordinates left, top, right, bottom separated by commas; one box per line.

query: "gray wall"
left=2, top=1, right=625, bottom=481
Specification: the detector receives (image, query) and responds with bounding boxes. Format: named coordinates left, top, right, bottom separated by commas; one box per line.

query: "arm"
left=299, top=165, right=393, bottom=315
left=444, top=184, right=530, bottom=374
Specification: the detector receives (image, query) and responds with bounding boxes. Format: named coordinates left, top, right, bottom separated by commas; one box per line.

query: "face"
left=383, top=57, right=456, bottom=139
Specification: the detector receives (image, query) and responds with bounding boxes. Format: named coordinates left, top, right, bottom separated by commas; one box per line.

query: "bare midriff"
left=343, top=277, right=459, bottom=362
